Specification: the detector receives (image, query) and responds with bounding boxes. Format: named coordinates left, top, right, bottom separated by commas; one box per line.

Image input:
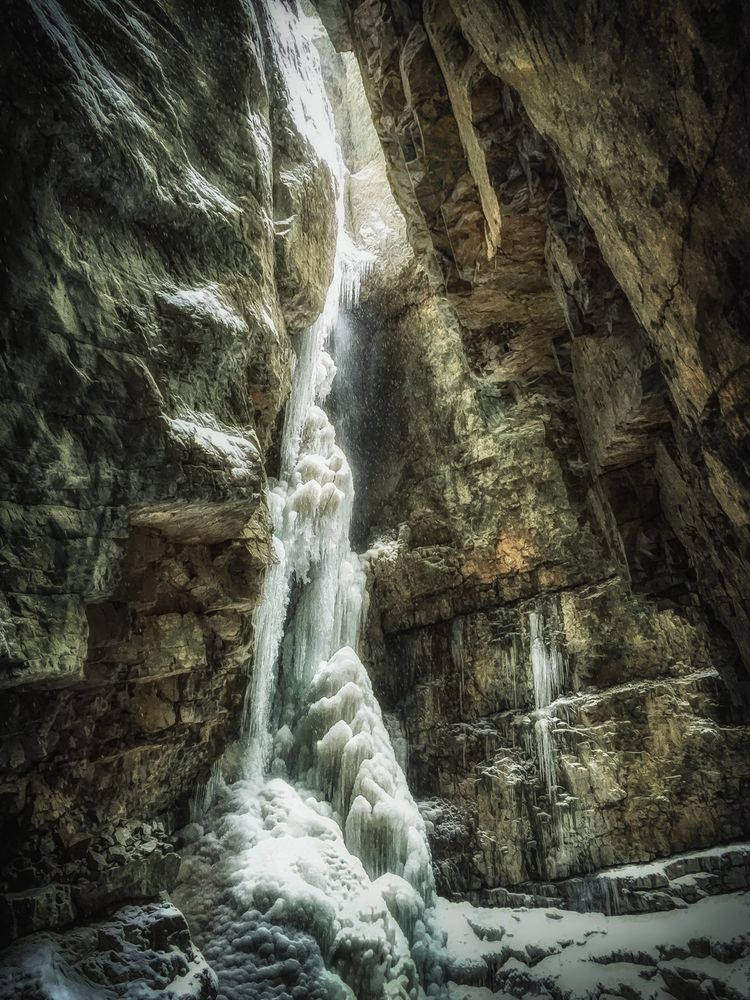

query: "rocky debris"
left=0, top=901, right=217, bottom=1000
left=0, top=820, right=180, bottom=945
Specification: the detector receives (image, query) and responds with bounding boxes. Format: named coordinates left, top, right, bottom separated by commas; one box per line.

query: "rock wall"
left=315, top=0, right=750, bottom=893
left=318, top=0, right=750, bottom=702
left=0, top=0, right=336, bottom=945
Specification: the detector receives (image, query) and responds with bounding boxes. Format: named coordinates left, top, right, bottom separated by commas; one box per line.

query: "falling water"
left=242, top=2, right=371, bottom=782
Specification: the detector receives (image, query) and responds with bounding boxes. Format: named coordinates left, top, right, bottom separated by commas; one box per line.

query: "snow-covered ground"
left=436, top=892, right=750, bottom=999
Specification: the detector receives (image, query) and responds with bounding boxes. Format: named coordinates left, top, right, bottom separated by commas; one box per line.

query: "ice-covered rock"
left=0, top=902, right=216, bottom=1000
left=175, top=778, right=425, bottom=999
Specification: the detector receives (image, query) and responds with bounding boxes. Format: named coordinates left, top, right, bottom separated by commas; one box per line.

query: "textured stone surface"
left=0, top=0, right=337, bottom=938
left=321, top=0, right=750, bottom=708
left=0, top=900, right=216, bottom=999
left=448, top=0, right=750, bottom=691
left=318, top=0, right=750, bottom=898
left=355, top=283, right=750, bottom=890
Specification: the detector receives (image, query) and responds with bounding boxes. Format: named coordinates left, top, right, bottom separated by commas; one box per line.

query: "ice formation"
left=174, top=5, right=434, bottom=997
left=289, top=647, right=434, bottom=908
left=527, top=602, right=565, bottom=802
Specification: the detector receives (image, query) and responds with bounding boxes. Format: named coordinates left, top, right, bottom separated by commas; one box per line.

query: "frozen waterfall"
left=527, top=600, right=577, bottom=861
left=174, top=5, right=436, bottom=998
left=529, top=605, right=563, bottom=797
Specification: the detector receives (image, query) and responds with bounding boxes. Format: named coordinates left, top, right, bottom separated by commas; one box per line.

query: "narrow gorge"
left=1, top=2, right=749, bottom=998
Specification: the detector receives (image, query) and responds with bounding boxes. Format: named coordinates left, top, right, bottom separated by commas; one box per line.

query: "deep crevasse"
left=174, top=5, right=436, bottom=998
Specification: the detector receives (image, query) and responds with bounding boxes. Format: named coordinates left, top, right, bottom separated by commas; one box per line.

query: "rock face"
left=0, top=0, right=337, bottom=944
left=322, top=0, right=750, bottom=702
left=316, top=0, right=750, bottom=894
left=0, top=901, right=216, bottom=1000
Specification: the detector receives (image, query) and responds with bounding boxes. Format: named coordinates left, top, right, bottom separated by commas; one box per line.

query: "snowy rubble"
left=0, top=902, right=216, bottom=1000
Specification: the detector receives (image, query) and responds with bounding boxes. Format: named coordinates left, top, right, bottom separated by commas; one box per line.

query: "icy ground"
left=0, top=901, right=216, bottom=1000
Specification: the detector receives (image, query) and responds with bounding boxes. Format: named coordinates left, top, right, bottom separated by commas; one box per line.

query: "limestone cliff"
left=315, top=0, right=750, bottom=894
left=0, top=0, right=337, bottom=945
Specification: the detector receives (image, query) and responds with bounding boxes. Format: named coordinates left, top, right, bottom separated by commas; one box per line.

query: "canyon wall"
left=1, top=0, right=749, bottom=990
left=316, top=0, right=750, bottom=893
left=0, top=0, right=337, bottom=945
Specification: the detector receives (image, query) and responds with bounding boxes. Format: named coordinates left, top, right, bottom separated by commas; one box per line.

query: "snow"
left=435, top=894, right=750, bottom=998
left=167, top=416, right=261, bottom=483
left=0, top=902, right=217, bottom=1000
left=160, top=283, right=249, bottom=334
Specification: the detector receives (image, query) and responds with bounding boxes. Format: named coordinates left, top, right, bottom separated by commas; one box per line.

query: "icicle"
left=528, top=602, right=564, bottom=797
left=529, top=608, right=562, bottom=711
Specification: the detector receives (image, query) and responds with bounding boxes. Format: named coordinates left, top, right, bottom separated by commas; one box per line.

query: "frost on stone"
left=168, top=417, right=262, bottom=483
left=0, top=902, right=216, bottom=1000
left=159, top=284, right=250, bottom=335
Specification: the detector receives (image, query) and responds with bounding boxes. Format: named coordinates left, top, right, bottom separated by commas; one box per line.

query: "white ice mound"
left=283, top=406, right=353, bottom=583
left=292, top=646, right=435, bottom=909
left=176, top=778, right=424, bottom=1000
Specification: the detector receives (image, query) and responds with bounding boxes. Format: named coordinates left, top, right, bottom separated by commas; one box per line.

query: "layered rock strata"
left=317, top=0, right=750, bottom=702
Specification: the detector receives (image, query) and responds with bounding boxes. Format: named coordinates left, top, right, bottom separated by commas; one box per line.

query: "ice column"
left=243, top=1, right=371, bottom=779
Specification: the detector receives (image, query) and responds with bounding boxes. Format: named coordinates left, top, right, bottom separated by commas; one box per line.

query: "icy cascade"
left=528, top=604, right=563, bottom=796
left=527, top=601, right=578, bottom=864
left=177, top=7, right=436, bottom=998
left=242, top=2, right=371, bottom=781
left=285, top=646, right=435, bottom=908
